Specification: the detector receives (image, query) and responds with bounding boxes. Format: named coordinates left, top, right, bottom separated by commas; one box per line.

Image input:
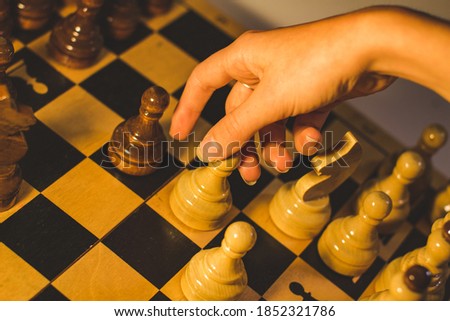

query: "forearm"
left=359, top=6, right=450, bottom=101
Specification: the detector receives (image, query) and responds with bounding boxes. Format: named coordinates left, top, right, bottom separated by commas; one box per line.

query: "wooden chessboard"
left=1, top=0, right=448, bottom=301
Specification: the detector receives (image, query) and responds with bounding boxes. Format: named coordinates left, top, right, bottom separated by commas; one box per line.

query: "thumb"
left=197, top=86, right=278, bottom=161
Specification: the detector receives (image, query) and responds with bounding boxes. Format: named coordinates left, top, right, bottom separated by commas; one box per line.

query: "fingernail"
left=276, top=167, right=289, bottom=174
left=244, top=179, right=258, bottom=186
left=303, top=135, right=319, bottom=155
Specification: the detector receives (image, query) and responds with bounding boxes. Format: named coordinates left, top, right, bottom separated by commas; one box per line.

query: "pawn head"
left=419, top=123, right=447, bottom=152
left=140, top=86, right=170, bottom=120
left=395, top=151, right=425, bottom=181
left=443, top=220, right=450, bottom=243
left=223, top=221, right=257, bottom=257
left=362, top=191, right=392, bottom=222
left=404, top=265, right=431, bottom=293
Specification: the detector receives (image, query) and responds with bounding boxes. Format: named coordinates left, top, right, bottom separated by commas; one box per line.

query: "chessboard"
left=1, top=0, right=448, bottom=301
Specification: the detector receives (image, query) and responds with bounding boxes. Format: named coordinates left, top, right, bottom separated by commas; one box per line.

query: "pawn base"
left=47, top=40, right=100, bottom=69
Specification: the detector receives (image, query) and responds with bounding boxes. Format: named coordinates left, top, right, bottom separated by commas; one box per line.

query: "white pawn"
left=318, top=191, right=392, bottom=277
left=362, top=265, right=431, bottom=301
left=181, top=221, right=257, bottom=301
left=373, top=213, right=450, bottom=300
left=356, top=151, right=424, bottom=234
left=170, top=154, right=240, bottom=231
left=270, top=131, right=362, bottom=239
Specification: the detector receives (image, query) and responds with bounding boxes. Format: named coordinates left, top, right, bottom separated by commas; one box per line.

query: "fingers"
left=238, top=141, right=261, bottom=185
left=259, top=120, right=293, bottom=173
left=197, top=83, right=281, bottom=161
left=293, top=107, right=331, bottom=156
left=169, top=51, right=234, bottom=139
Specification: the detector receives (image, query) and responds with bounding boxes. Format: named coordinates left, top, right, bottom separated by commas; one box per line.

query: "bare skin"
left=169, top=6, right=450, bottom=184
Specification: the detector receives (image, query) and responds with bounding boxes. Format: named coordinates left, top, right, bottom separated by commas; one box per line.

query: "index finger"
left=169, top=49, right=234, bottom=140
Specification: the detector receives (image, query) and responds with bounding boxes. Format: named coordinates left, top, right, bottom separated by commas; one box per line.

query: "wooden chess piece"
left=0, top=0, right=13, bottom=38
left=0, top=38, right=36, bottom=212
left=48, top=0, right=104, bottom=68
left=170, top=153, right=240, bottom=231
left=357, top=150, right=425, bottom=234
left=144, top=0, right=173, bottom=16
left=108, top=85, right=169, bottom=176
left=104, top=0, right=139, bottom=41
left=15, top=0, right=55, bottom=30
left=181, top=221, right=257, bottom=301
left=318, top=191, right=392, bottom=277
left=362, top=265, right=431, bottom=301
left=373, top=213, right=450, bottom=300
left=269, top=131, right=362, bottom=239
left=378, top=124, right=447, bottom=205
left=429, top=181, right=450, bottom=223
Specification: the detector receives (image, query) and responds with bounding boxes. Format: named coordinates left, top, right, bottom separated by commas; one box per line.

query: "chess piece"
left=170, top=154, right=240, bottom=231
left=378, top=124, right=447, bottom=205
left=47, top=0, right=104, bottom=68
left=108, top=85, right=169, bottom=176
left=104, top=0, right=139, bottom=41
left=362, top=265, right=431, bottom=301
left=373, top=214, right=450, bottom=300
left=144, top=0, right=173, bottom=16
left=15, top=0, right=55, bottom=30
left=181, top=221, right=257, bottom=301
left=0, top=39, right=36, bottom=212
left=270, top=131, right=362, bottom=239
left=0, top=0, right=13, bottom=38
left=429, top=181, right=450, bottom=223
left=318, top=191, right=392, bottom=277
left=357, top=150, right=425, bottom=234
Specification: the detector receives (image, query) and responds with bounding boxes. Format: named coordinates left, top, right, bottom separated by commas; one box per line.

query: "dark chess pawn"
left=108, top=86, right=169, bottom=176
left=15, top=0, right=56, bottom=30
left=144, top=0, right=173, bottom=16
left=48, top=0, right=104, bottom=69
left=104, top=0, right=139, bottom=41
left=0, top=37, right=36, bottom=212
left=0, top=0, right=13, bottom=38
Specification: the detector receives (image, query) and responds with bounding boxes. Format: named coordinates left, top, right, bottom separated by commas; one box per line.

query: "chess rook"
left=373, top=214, right=450, bottom=300
left=0, top=0, right=13, bottom=38
left=16, top=0, right=55, bottom=30
left=362, top=265, right=431, bottom=300
left=270, top=131, right=362, bottom=239
left=108, top=86, right=169, bottom=176
left=170, top=154, right=240, bottom=231
left=357, top=150, right=424, bottom=234
left=181, top=221, right=257, bottom=301
left=318, top=191, right=392, bottom=277
left=48, top=0, right=104, bottom=69
left=104, top=0, right=139, bottom=41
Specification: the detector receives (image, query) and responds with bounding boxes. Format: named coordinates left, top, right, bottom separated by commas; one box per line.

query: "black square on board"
left=300, top=236, right=385, bottom=300
left=10, top=48, right=74, bottom=112
left=150, top=291, right=171, bottom=301
left=20, top=121, right=85, bottom=191
left=1, top=195, right=97, bottom=280
left=31, top=285, right=69, bottom=301
left=103, top=23, right=153, bottom=55
left=90, top=143, right=184, bottom=199
left=205, top=213, right=296, bottom=296
left=388, top=227, right=427, bottom=261
left=329, top=177, right=359, bottom=215
left=229, top=166, right=274, bottom=210
left=277, top=155, right=313, bottom=183
left=160, top=11, right=233, bottom=61
left=81, top=59, right=154, bottom=119
left=104, top=204, right=200, bottom=288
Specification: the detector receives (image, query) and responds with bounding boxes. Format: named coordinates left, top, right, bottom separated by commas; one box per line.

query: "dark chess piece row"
left=0, top=0, right=173, bottom=68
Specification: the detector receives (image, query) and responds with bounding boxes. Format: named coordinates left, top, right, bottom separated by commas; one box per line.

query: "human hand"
left=169, top=6, right=448, bottom=183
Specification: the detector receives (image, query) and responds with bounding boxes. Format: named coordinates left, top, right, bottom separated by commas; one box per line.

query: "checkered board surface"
left=1, top=0, right=448, bottom=301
